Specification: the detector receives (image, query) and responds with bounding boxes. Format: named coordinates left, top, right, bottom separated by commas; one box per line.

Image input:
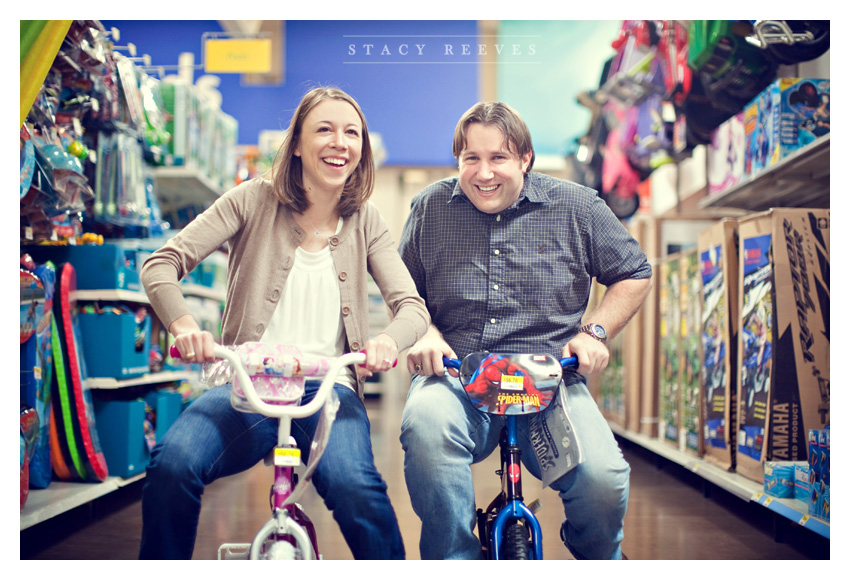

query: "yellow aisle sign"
left=205, top=38, right=272, bottom=73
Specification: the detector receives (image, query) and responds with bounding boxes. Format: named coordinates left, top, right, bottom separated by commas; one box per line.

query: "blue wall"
left=102, top=20, right=480, bottom=166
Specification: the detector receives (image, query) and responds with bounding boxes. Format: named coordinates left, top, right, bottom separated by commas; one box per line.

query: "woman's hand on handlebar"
left=169, top=314, right=216, bottom=364
left=562, top=333, right=610, bottom=376
left=360, top=333, right=399, bottom=376
left=407, top=330, right=458, bottom=378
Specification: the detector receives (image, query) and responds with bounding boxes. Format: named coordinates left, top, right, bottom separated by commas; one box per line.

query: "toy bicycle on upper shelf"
left=442, top=352, right=578, bottom=560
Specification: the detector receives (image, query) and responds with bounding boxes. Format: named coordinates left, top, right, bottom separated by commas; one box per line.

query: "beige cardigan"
left=140, top=177, right=429, bottom=397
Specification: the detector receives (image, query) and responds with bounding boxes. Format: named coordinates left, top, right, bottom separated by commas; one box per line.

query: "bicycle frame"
left=186, top=344, right=366, bottom=560
left=444, top=353, right=577, bottom=560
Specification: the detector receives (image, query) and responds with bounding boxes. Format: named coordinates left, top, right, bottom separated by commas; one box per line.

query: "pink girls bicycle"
left=173, top=342, right=367, bottom=560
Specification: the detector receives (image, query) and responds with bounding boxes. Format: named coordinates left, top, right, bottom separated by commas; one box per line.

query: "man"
left=397, top=101, right=652, bottom=559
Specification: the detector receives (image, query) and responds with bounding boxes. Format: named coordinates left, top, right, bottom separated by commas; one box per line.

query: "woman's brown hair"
left=271, top=87, right=375, bottom=217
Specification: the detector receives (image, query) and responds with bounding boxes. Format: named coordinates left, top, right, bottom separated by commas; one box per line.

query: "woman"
left=138, top=87, right=429, bottom=559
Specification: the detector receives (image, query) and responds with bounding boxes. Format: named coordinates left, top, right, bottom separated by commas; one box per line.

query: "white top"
left=261, top=218, right=355, bottom=390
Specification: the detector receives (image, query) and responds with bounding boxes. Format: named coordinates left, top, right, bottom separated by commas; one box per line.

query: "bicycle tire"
left=765, top=21, right=829, bottom=65
left=265, top=539, right=299, bottom=560
left=502, top=521, right=531, bottom=560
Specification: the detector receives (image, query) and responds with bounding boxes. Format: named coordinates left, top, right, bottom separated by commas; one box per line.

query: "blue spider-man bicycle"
left=442, top=352, right=578, bottom=560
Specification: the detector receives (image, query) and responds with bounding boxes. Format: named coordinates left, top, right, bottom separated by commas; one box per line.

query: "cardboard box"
left=743, top=97, right=761, bottom=178
left=762, top=78, right=830, bottom=167
left=143, top=390, right=183, bottom=442
left=808, top=428, right=830, bottom=521
left=658, top=252, right=681, bottom=449
left=735, top=209, right=830, bottom=483
left=698, top=219, right=739, bottom=471
left=794, top=463, right=810, bottom=502
left=763, top=461, right=797, bottom=498
left=78, top=308, right=151, bottom=379
left=24, top=244, right=141, bottom=292
left=93, top=398, right=151, bottom=478
left=678, top=248, right=703, bottom=457
left=707, top=112, right=746, bottom=196
left=634, top=217, right=717, bottom=439
left=638, top=217, right=660, bottom=438
left=93, top=390, right=184, bottom=479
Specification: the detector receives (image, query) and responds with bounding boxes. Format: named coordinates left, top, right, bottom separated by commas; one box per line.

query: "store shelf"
left=153, top=164, right=221, bottom=211
left=85, top=369, right=195, bottom=390
left=20, top=474, right=144, bottom=531
left=698, top=134, right=830, bottom=212
left=610, top=423, right=830, bottom=539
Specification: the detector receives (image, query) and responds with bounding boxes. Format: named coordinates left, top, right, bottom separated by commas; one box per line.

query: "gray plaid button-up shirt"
left=398, top=172, right=651, bottom=383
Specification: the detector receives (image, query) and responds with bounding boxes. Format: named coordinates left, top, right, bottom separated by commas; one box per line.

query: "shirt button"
left=490, top=318, right=497, bottom=324
left=493, top=284, right=499, bottom=290
left=496, top=215, right=501, bottom=222
left=494, top=249, right=500, bottom=255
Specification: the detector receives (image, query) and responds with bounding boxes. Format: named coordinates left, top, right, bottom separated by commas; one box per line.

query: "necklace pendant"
left=313, top=229, right=321, bottom=237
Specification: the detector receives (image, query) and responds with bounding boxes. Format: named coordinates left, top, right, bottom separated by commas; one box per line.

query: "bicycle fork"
left=247, top=424, right=320, bottom=559
left=489, top=416, right=543, bottom=560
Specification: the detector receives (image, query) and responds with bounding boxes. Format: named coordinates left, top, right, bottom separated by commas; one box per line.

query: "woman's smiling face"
left=295, top=98, right=363, bottom=195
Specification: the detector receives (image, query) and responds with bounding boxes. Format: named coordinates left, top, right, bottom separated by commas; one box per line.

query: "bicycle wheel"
left=265, top=538, right=299, bottom=560
left=501, top=521, right=531, bottom=560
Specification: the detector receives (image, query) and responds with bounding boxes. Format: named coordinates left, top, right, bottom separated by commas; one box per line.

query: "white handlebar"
left=212, top=345, right=366, bottom=419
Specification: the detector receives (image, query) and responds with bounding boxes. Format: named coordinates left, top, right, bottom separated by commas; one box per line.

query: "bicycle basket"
left=230, top=343, right=332, bottom=413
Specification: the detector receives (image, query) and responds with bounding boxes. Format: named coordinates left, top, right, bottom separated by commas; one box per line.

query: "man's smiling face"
left=458, top=122, right=532, bottom=214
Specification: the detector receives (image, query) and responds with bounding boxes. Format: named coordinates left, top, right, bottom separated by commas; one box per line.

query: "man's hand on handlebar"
left=562, top=333, right=610, bottom=376
left=407, top=327, right=458, bottom=378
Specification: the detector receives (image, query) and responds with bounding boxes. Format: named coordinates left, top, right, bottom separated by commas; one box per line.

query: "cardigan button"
left=271, top=289, right=280, bottom=301
left=342, top=306, right=351, bottom=316
left=329, top=236, right=340, bottom=246
left=256, top=323, right=264, bottom=335
left=338, top=272, right=348, bottom=281
left=351, top=341, right=360, bottom=351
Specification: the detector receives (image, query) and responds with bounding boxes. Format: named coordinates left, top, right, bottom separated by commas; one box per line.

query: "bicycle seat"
left=457, top=352, right=563, bottom=416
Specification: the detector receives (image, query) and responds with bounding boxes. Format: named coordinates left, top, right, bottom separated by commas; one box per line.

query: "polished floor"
left=21, top=367, right=829, bottom=562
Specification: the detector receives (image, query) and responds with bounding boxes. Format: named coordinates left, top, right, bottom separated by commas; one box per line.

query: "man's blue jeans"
left=400, top=373, right=629, bottom=560
left=139, top=382, right=405, bottom=559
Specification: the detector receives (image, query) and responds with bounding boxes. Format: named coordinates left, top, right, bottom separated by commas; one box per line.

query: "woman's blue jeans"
left=400, top=373, right=629, bottom=560
left=139, top=382, right=405, bottom=559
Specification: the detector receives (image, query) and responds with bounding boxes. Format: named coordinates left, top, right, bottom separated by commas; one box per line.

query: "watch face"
left=592, top=324, right=607, bottom=340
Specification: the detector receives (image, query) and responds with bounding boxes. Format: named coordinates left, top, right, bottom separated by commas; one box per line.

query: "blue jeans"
left=139, top=382, right=405, bottom=559
left=400, top=373, right=629, bottom=560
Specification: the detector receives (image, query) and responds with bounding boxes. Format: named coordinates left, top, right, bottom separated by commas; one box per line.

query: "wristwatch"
left=578, top=323, right=607, bottom=343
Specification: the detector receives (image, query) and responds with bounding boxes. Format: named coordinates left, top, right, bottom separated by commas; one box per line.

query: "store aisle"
left=21, top=367, right=828, bottom=561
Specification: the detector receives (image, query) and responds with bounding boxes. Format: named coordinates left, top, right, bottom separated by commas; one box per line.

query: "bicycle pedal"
left=528, top=499, right=542, bottom=513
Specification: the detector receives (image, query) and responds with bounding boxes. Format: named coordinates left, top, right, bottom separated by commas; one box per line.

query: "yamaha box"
left=736, top=209, right=829, bottom=483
